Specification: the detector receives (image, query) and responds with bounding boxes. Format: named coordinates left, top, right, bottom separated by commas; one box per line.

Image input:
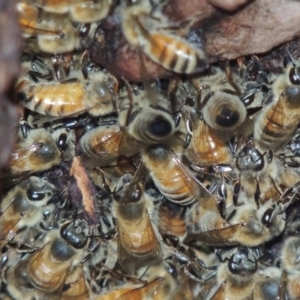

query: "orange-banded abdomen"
left=158, top=201, right=187, bottom=238
left=115, top=198, right=162, bottom=274
left=61, top=266, right=89, bottom=300
left=186, top=119, right=233, bottom=165
left=142, top=32, right=207, bottom=74
left=27, top=241, right=73, bottom=292
left=8, top=134, right=61, bottom=174
left=80, top=125, right=123, bottom=160
left=16, top=80, right=95, bottom=116
left=142, top=145, right=202, bottom=205
left=254, top=96, right=300, bottom=151
left=115, top=278, right=163, bottom=300
left=118, top=209, right=159, bottom=257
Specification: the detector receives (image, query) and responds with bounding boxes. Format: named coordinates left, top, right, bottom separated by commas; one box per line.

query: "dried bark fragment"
left=0, top=0, right=20, bottom=176
left=90, top=0, right=300, bottom=82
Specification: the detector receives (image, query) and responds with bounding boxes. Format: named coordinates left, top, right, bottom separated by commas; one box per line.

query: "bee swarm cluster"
left=1, top=0, right=300, bottom=300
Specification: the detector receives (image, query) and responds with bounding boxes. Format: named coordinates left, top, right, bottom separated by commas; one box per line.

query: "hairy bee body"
left=254, top=64, right=300, bottom=152
left=121, top=0, right=207, bottom=74
left=16, top=70, right=116, bottom=117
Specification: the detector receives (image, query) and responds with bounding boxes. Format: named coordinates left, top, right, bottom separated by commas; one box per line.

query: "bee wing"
left=277, top=270, right=289, bottom=300
left=118, top=214, right=162, bottom=274
left=6, top=142, right=48, bottom=176
left=116, top=277, right=164, bottom=300
left=0, top=143, right=39, bottom=190
left=0, top=170, right=32, bottom=191
left=91, top=129, right=125, bottom=163
left=0, top=218, right=22, bottom=240
left=171, top=151, right=212, bottom=199
left=185, top=224, right=241, bottom=247
left=209, top=281, right=226, bottom=300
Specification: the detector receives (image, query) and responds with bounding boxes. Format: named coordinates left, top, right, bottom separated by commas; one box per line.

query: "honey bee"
left=188, top=67, right=249, bottom=137
left=112, top=172, right=162, bottom=274
left=185, top=195, right=286, bottom=247
left=142, top=143, right=211, bottom=206
left=6, top=128, right=73, bottom=178
left=0, top=176, right=56, bottom=249
left=79, top=84, right=175, bottom=166
left=28, top=0, right=113, bottom=23
left=121, top=0, right=207, bottom=74
left=17, top=2, right=78, bottom=53
left=208, top=247, right=260, bottom=300
left=277, top=233, right=300, bottom=300
left=142, top=261, right=187, bottom=300
left=253, top=59, right=300, bottom=152
left=233, top=137, right=281, bottom=202
left=6, top=219, right=93, bottom=300
left=16, top=58, right=117, bottom=117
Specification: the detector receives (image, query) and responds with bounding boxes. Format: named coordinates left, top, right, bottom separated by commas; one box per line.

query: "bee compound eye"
left=26, top=189, right=47, bottom=201
left=57, top=133, right=68, bottom=152
left=261, top=207, right=275, bottom=228
left=289, top=66, right=300, bottom=85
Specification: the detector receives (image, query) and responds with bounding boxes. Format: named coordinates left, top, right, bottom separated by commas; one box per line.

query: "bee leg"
left=254, top=178, right=261, bottom=208
left=122, top=77, right=134, bottom=127
left=233, top=176, right=241, bottom=206
left=183, top=118, right=193, bottom=149
left=224, top=61, right=241, bottom=96
left=81, top=50, right=91, bottom=80
left=216, top=181, right=227, bottom=220
left=251, top=55, right=270, bottom=84
left=226, top=209, right=237, bottom=222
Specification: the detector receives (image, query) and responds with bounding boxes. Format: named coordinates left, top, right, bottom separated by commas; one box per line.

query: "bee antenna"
left=285, top=46, right=297, bottom=66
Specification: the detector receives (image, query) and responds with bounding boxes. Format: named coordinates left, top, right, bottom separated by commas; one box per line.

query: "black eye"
left=129, top=184, right=142, bottom=202
left=215, top=106, right=240, bottom=128
left=261, top=208, right=274, bottom=227
left=79, top=23, right=90, bottom=37
left=57, top=133, right=68, bottom=152
left=26, top=189, right=47, bottom=201
left=289, top=66, right=300, bottom=85
left=149, top=116, right=172, bottom=138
